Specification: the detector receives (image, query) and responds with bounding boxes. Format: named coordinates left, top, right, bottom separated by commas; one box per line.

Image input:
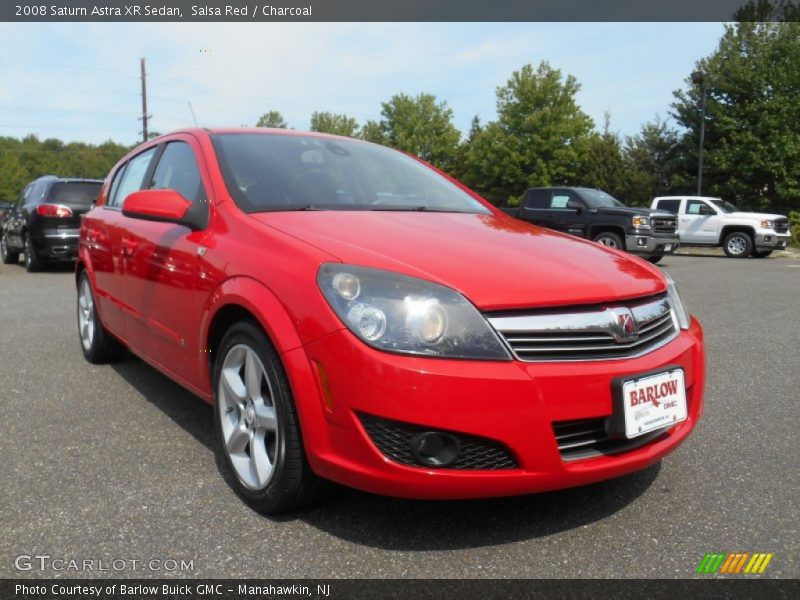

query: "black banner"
left=2, top=579, right=799, bottom=600
left=3, top=0, right=798, bottom=23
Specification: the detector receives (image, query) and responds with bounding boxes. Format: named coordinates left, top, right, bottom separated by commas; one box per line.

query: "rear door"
left=121, top=137, right=211, bottom=387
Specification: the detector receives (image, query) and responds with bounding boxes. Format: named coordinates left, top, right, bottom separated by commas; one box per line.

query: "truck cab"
left=651, top=196, right=791, bottom=258
left=503, top=187, right=680, bottom=263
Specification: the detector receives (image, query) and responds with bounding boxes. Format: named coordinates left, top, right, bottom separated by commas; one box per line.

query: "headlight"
left=317, top=264, right=511, bottom=360
left=632, top=215, right=651, bottom=229
left=761, top=219, right=774, bottom=229
left=664, top=273, right=691, bottom=330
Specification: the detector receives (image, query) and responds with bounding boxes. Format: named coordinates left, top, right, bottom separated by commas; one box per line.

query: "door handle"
left=121, top=239, right=137, bottom=257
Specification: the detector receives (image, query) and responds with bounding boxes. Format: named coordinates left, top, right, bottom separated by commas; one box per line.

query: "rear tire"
left=24, top=233, right=43, bottom=272
left=593, top=231, right=624, bottom=250
left=77, top=271, right=125, bottom=363
left=752, top=250, right=772, bottom=258
left=213, top=320, right=330, bottom=514
left=646, top=255, right=663, bottom=264
left=1, top=232, right=19, bottom=264
left=722, top=232, right=753, bottom=258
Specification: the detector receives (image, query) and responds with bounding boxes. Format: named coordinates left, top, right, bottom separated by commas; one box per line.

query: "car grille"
left=553, top=418, right=668, bottom=461
left=487, top=296, right=678, bottom=362
left=774, top=219, right=789, bottom=233
left=359, top=413, right=517, bottom=470
left=652, top=216, right=677, bottom=234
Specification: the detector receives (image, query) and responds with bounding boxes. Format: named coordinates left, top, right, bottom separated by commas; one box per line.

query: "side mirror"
left=122, top=189, right=207, bottom=231
left=566, top=199, right=583, bottom=212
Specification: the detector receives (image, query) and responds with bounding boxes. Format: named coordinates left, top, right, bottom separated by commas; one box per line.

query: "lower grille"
left=553, top=418, right=667, bottom=461
left=359, top=413, right=517, bottom=470
left=774, top=219, right=789, bottom=234
left=652, top=216, right=677, bottom=234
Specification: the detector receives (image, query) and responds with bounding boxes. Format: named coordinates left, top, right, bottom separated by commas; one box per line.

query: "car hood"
left=727, top=211, right=787, bottom=220
left=595, top=206, right=671, bottom=217
left=250, top=211, right=666, bottom=311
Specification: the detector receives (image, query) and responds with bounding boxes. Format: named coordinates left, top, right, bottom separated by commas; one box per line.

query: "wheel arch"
left=588, top=224, right=626, bottom=242
left=199, top=276, right=305, bottom=395
left=720, top=224, right=755, bottom=243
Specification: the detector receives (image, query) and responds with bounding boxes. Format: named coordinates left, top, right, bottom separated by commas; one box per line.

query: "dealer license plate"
left=620, top=369, right=687, bottom=438
left=663, top=244, right=672, bottom=252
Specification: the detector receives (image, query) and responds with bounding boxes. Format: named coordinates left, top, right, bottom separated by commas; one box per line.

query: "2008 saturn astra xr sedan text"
left=76, top=128, right=705, bottom=513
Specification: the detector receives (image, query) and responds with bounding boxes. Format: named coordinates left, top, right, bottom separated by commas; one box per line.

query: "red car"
left=77, top=128, right=705, bottom=513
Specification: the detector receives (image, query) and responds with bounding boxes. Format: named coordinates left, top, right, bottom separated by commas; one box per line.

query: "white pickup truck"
left=651, top=196, right=791, bottom=258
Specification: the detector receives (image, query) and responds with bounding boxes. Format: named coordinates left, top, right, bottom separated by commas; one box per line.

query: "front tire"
left=593, top=231, right=624, bottom=250
left=77, top=272, right=125, bottom=363
left=213, top=320, right=329, bottom=514
left=24, top=233, right=43, bottom=272
left=1, top=232, right=19, bottom=264
left=722, top=232, right=753, bottom=258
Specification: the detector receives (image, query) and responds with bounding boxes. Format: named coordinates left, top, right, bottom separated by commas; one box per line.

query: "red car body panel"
left=78, top=127, right=705, bottom=500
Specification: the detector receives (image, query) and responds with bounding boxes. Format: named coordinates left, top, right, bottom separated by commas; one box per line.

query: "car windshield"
left=210, top=133, right=490, bottom=214
left=49, top=182, right=102, bottom=206
left=578, top=189, right=626, bottom=208
left=709, top=199, right=739, bottom=213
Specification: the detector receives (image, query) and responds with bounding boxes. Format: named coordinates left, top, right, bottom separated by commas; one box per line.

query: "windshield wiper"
left=294, top=204, right=324, bottom=211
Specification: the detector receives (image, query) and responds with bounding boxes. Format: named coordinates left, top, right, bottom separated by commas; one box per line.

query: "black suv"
left=1, top=176, right=102, bottom=271
left=502, top=187, right=680, bottom=263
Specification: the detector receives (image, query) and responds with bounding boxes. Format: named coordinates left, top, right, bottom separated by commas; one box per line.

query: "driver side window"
left=686, top=200, right=710, bottom=215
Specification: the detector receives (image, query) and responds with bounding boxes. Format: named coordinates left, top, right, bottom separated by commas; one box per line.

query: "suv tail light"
left=36, top=204, right=73, bottom=218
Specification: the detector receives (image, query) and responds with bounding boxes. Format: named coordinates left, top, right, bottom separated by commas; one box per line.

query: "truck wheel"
left=752, top=250, right=772, bottom=258
left=722, top=232, right=752, bottom=258
left=646, top=256, right=663, bottom=264
left=24, top=233, right=44, bottom=272
left=593, top=232, right=623, bottom=250
left=1, top=232, right=19, bottom=264
left=213, top=320, right=332, bottom=514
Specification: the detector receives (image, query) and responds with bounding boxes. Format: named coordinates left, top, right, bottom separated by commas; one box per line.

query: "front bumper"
left=754, top=232, right=791, bottom=250
left=32, top=229, right=79, bottom=260
left=287, top=318, right=705, bottom=499
left=625, top=233, right=680, bottom=255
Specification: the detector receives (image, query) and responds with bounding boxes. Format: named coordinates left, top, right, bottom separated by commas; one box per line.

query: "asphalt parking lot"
left=0, top=254, right=798, bottom=579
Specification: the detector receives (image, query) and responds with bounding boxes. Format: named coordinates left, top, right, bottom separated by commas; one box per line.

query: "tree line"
left=1, top=15, right=797, bottom=217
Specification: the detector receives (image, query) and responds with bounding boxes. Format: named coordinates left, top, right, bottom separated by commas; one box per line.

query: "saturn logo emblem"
left=610, top=307, right=638, bottom=342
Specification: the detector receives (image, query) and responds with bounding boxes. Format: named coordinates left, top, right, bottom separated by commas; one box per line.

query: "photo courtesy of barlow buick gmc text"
left=0, top=1, right=798, bottom=598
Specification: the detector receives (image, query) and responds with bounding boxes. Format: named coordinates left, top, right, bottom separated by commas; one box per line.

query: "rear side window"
left=47, top=182, right=101, bottom=206
left=110, top=147, right=157, bottom=207
left=523, top=189, right=549, bottom=209
left=656, top=199, right=681, bottom=213
left=149, top=142, right=206, bottom=203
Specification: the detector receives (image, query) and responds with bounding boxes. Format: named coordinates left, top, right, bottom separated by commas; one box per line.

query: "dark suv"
left=1, top=176, right=102, bottom=271
left=502, top=187, right=680, bottom=263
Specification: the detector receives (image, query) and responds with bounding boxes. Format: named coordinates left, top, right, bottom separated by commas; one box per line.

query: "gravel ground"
left=0, top=254, right=797, bottom=579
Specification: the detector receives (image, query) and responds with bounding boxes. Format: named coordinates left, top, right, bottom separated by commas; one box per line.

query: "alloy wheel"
left=726, top=235, right=747, bottom=256
left=78, top=278, right=95, bottom=351
left=597, top=236, right=619, bottom=248
left=218, top=344, right=280, bottom=491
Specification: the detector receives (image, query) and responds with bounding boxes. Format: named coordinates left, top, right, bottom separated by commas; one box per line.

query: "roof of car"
left=34, top=175, right=104, bottom=184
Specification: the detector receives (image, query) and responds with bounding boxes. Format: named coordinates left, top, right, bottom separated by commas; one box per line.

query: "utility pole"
left=691, top=70, right=707, bottom=196
left=139, top=57, right=150, bottom=142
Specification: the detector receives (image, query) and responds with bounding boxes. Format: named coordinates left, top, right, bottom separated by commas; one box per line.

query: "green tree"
left=255, top=110, right=288, bottom=129
left=310, top=111, right=359, bottom=137
left=359, top=120, right=386, bottom=145
left=367, top=93, right=461, bottom=169
left=671, top=17, right=800, bottom=212
left=620, top=117, right=686, bottom=205
left=574, top=112, right=627, bottom=200
left=457, top=62, right=595, bottom=205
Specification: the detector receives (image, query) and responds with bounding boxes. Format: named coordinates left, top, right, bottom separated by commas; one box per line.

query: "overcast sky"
left=0, top=22, right=724, bottom=146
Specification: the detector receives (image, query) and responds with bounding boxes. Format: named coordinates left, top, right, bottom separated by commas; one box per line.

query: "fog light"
left=410, top=432, right=461, bottom=467
left=637, top=238, right=647, bottom=246
left=763, top=236, right=772, bottom=243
